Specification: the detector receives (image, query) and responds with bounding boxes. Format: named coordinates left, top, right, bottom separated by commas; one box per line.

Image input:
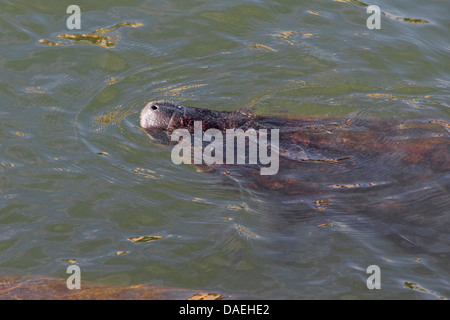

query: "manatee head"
left=140, top=101, right=186, bottom=130
left=141, top=100, right=253, bottom=134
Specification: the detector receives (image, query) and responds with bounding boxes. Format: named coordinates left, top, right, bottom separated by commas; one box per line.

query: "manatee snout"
left=140, top=101, right=184, bottom=130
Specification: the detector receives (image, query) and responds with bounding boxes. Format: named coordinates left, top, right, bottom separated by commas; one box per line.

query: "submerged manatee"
left=140, top=100, right=449, bottom=183
left=140, top=101, right=450, bottom=253
left=140, top=100, right=450, bottom=248
left=140, top=101, right=450, bottom=235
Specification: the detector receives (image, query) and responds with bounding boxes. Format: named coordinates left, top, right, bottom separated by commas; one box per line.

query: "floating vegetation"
left=13, top=132, right=27, bottom=137
left=61, top=259, right=76, bottom=264
left=248, top=43, right=277, bottom=52
left=384, top=12, right=429, bottom=24
left=26, top=88, right=44, bottom=93
left=270, top=31, right=295, bottom=39
left=333, top=0, right=429, bottom=24
left=315, top=198, right=332, bottom=210
left=331, top=183, right=360, bottom=188
left=307, top=10, right=322, bottom=16
left=127, top=235, right=163, bottom=243
left=333, top=0, right=368, bottom=6
left=92, top=105, right=134, bottom=131
left=96, top=22, right=143, bottom=33
left=106, top=77, right=120, bottom=85
left=428, top=120, right=450, bottom=129
left=270, top=31, right=296, bottom=45
left=192, top=197, right=214, bottom=204
left=1, top=162, right=14, bottom=167
left=330, top=182, right=377, bottom=188
left=403, top=282, right=446, bottom=300
left=93, top=108, right=123, bottom=126
left=317, top=222, right=334, bottom=227
left=38, top=39, right=66, bottom=46
left=40, top=22, right=143, bottom=49
left=57, top=32, right=117, bottom=48
left=187, top=293, right=225, bottom=300
left=226, top=203, right=253, bottom=212
left=235, top=224, right=259, bottom=238
left=132, top=168, right=161, bottom=180
left=402, top=17, right=428, bottom=24
left=366, top=93, right=398, bottom=100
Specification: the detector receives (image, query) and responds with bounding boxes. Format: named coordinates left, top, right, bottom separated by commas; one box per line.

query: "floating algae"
left=40, top=22, right=143, bottom=49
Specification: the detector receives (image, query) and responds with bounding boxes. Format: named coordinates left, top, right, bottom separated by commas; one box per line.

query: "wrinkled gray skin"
left=140, top=100, right=249, bottom=131
left=140, top=100, right=262, bottom=147
left=140, top=101, right=192, bottom=146
left=140, top=101, right=185, bottom=130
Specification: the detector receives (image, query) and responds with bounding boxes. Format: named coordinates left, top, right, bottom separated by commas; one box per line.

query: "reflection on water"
left=0, top=0, right=449, bottom=299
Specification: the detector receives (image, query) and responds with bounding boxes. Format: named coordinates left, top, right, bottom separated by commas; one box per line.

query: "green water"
left=0, top=0, right=449, bottom=299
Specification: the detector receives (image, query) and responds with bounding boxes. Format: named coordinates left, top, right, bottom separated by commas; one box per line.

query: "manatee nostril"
left=151, top=105, right=158, bottom=110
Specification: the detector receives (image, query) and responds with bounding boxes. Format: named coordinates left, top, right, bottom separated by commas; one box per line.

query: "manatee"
left=140, top=101, right=449, bottom=186
left=140, top=101, right=450, bottom=251
left=139, top=100, right=450, bottom=255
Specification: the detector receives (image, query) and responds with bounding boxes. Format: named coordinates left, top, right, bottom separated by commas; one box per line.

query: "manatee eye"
left=151, top=105, right=158, bottom=110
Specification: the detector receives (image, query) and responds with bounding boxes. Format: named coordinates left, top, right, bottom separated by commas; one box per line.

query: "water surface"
left=0, top=0, right=449, bottom=299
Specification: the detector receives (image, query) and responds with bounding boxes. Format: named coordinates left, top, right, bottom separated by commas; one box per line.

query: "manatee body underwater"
left=140, top=101, right=450, bottom=253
